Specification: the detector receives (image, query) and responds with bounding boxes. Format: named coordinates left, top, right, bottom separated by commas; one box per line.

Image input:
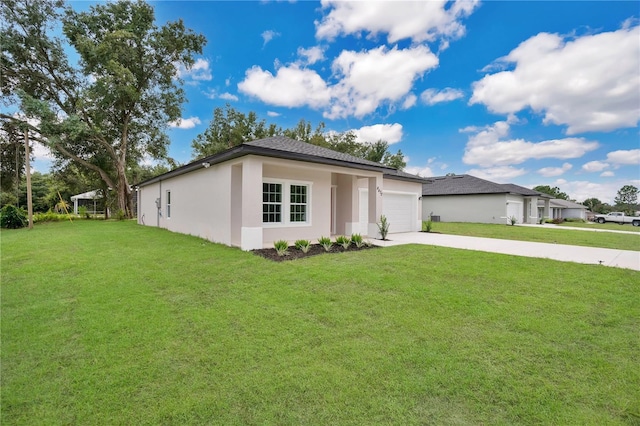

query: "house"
left=70, top=189, right=105, bottom=215
left=135, top=136, right=425, bottom=250
left=539, top=198, right=588, bottom=221
left=421, top=174, right=552, bottom=225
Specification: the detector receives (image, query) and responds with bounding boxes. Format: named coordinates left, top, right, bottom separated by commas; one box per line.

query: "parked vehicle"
left=593, top=212, right=640, bottom=226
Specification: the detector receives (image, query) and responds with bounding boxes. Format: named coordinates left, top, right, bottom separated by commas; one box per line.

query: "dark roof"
left=422, top=174, right=551, bottom=197
left=137, top=136, right=425, bottom=187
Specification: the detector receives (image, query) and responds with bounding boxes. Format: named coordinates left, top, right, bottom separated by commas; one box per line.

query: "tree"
left=533, top=185, right=569, bottom=200
left=614, top=185, right=639, bottom=214
left=1, top=0, right=206, bottom=217
left=582, top=197, right=611, bottom=214
left=0, top=120, right=29, bottom=198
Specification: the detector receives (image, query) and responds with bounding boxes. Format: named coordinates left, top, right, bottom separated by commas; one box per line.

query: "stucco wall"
left=138, top=163, right=233, bottom=245
left=422, top=193, right=511, bottom=224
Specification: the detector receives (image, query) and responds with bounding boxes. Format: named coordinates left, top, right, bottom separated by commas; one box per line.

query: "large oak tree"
left=1, top=0, right=205, bottom=217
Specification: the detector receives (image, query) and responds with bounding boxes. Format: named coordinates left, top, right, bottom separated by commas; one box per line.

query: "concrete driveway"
left=374, top=232, right=640, bottom=271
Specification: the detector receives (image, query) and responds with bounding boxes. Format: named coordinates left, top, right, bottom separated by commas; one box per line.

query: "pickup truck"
left=594, top=212, right=640, bottom=226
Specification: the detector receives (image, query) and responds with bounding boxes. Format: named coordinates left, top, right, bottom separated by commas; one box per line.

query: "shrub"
left=33, top=211, right=67, bottom=223
left=0, top=205, right=27, bottom=229
left=294, top=239, right=311, bottom=253
left=318, top=236, right=332, bottom=252
left=508, top=216, right=517, bottom=226
left=335, top=235, right=351, bottom=249
left=377, top=215, right=390, bottom=239
left=422, top=220, right=433, bottom=232
left=351, top=233, right=365, bottom=248
left=78, top=206, right=92, bottom=219
left=115, top=209, right=127, bottom=221
left=551, top=218, right=564, bottom=225
left=564, top=218, right=585, bottom=223
left=273, top=240, right=290, bottom=256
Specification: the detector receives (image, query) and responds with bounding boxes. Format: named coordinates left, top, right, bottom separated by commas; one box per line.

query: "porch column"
left=240, top=156, right=263, bottom=251
left=543, top=198, right=550, bottom=221
left=342, top=175, right=360, bottom=235
left=527, top=196, right=539, bottom=224
left=367, top=175, right=383, bottom=238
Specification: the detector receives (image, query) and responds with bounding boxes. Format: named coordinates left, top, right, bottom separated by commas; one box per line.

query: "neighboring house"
left=421, top=174, right=552, bottom=225
left=136, top=136, right=425, bottom=250
left=70, top=189, right=105, bottom=215
left=539, top=198, right=588, bottom=220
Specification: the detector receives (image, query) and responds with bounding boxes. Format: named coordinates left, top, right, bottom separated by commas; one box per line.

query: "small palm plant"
left=273, top=240, right=290, bottom=256
left=335, top=235, right=351, bottom=249
left=351, top=233, right=365, bottom=248
left=508, top=215, right=517, bottom=226
left=318, top=236, right=332, bottom=252
left=377, top=215, right=390, bottom=240
left=294, top=239, right=311, bottom=253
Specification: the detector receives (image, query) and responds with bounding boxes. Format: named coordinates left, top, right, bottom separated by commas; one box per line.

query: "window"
left=290, top=185, right=307, bottom=222
left=263, top=180, right=310, bottom=225
left=166, top=190, right=171, bottom=218
left=262, top=183, right=282, bottom=223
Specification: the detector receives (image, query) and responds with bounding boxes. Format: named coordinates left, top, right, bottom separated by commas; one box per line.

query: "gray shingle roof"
left=422, top=174, right=550, bottom=197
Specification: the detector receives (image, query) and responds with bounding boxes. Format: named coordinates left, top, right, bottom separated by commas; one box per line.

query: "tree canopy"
left=1, top=0, right=206, bottom=217
left=614, top=185, right=638, bottom=214
left=192, top=105, right=407, bottom=170
left=533, top=185, right=569, bottom=200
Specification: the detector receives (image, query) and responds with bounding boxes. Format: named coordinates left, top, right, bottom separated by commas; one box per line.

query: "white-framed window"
left=263, top=180, right=311, bottom=226
left=166, top=190, right=171, bottom=219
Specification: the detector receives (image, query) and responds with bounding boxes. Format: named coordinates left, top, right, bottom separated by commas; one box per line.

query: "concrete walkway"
left=374, top=232, right=640, bottom=271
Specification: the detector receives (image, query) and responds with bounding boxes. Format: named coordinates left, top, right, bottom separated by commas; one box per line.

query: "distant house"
left=421, top=174, right=552, bottom=225
left=70, top=190, right=105, bottom=215
left=136, top=137, right=425, bottom=250
left=539, top=198, right=588, bottom=221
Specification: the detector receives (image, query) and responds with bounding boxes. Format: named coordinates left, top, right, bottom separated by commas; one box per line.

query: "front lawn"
left=557, top=221, right=640, bottom=233
left=430, top=222, right=640, bottom=251
left=2, top=221, right=639, bottom=425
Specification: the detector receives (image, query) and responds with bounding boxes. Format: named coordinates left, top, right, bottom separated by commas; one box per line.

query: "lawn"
left=557, top=221, right=640, bottom=233
left=2, top=221, right=639, bottom=425
left=430, top=222, right=640, bottom=251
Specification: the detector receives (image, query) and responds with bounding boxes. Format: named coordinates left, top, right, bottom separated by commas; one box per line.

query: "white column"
left=240, top=157, right=263, bottom=251
left=367, top=175, right=383, bottom=238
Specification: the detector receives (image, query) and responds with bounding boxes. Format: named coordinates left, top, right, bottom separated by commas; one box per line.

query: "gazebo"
left=70, top=190, right=104, bottom=215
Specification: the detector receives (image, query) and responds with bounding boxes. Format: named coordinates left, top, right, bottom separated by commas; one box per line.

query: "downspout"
left=158, top=179, right=162, bottom=227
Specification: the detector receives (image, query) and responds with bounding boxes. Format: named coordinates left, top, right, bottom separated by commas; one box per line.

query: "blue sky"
left=37, top=1, right=640, bottom=203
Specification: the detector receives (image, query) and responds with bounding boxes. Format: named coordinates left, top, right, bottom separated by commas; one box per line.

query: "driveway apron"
left=374, top=232, right=640, bottom=271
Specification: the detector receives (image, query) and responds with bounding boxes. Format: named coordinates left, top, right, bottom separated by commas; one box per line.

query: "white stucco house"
left=421, top=174, right=552, bottom=225
left=136, top=137, right=425, bottom=250
left=540, top=198, right=588, bottom=220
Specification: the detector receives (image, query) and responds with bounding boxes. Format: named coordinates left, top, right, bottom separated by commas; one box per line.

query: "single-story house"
left=421, top=174, right=552, bottom=225
left=135, top=136, right=425, bottom=250
left=539, top=198, right=588, bottom=220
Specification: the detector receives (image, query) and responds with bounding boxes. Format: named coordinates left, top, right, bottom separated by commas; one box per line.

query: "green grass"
left=2, top=221, right=639, bottom=425
left=430, top=222, right=640, bottom=251
left=557, top=221, right=640, bottom=233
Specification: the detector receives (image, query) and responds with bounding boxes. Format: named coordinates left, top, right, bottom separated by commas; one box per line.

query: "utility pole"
left=24, top=129, right=33, bottom=229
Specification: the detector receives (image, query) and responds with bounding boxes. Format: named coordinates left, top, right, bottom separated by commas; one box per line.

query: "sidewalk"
left=374, top=232, right=640, bottom=271
left=517, top=222, right=640, bottom=235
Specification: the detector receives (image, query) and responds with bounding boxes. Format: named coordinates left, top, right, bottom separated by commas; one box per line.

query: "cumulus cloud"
left=219, top=93, right=239, bottom=101
left=267, top=111, right=280, bottom=117
left=352, top=123, right=403, bottom=144
left=466, top=166, right=527, bottom=182
left=326, top=45, right=439, bottom=118
left=401, top=94, right=417, bottom=110
left=262, top=30, right=280, bottom=46
left=297, top=46, right=325, bottom=65
left=470, top=25, right=640, bottom=134
left=168, top=117, right=202, bottom=129
left=32, top=142, right=55, bottom=161
left=238, top=65, right=332, bottom=108
left=316, top=0, right=479, bottom=44
left=606, top=149, right=640, bottom=165
left=175, top=58, right=212, bottom=82
left=462, top=119, right=599, bottom=168
left=404, top=165, right=435, bottom=178
left=582, top=160, right=609, bottom=173
left=552, top=179, right=640, bottom=204
left=537, top=162, right=572, bottom=177
left=421, top=87, right=464, bottom=105
left=600, top=171, right=614, bottom=177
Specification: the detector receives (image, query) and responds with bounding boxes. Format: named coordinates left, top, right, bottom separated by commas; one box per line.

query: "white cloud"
left=262, top=30, right=280, bottom=46
left=326, top=45, right=439, bottom=119
left=553, top=178, right=640, bottom=204
left=267, top=111, right=280, bottom=117
left=175, top=58, right=212, bottom=82
left=316, top=0, right=479, bottom=43
left=401, top=94, right=417, bottom=110
left=352, top=123, right=403, bottom=144
left=404, top=165, right=434, bottom=178
left=32, top=142, right=55, bottom=161
left=219, top=93, right=239, bottom=101
left=238, top=65, right=331, bottom=108
left=297, top=46, right=325, bottom=65
left=466, top=166, right=527, bottom=182
left=537, top=162, right=572, bottom=177
left=470, top=25, right=640, bottom=134
left=606, top=149, right=640, bottom=165
left=168, top=117, right=201, bottom=130
left=582, top=160, right=609, bottom=173
left=462, top=119, right=599, bottom=167
left=600, top=171, right=614, bottom=177
left=421, top=87, right=464, bottom=105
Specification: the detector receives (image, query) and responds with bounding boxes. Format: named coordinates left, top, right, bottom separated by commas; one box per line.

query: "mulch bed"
left=252, top=243, right=380, bottom=262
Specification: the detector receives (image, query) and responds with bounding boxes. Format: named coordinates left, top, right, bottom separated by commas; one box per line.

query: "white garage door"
left=506, top=202, right=523, bottom=224
left=360, top=190, right=415, bottom=234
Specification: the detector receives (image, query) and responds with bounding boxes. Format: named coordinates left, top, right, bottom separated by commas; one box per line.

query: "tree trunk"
left=24, top=130, right=33, bottom=229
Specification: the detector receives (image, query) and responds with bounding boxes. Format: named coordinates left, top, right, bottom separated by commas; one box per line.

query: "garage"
left=360, top=190, right=416, bottom=234
left=506, top=201, right=523, bottom=224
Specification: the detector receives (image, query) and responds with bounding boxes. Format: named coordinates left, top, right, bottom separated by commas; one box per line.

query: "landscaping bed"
left=253, top=243, right=379, bottom=261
